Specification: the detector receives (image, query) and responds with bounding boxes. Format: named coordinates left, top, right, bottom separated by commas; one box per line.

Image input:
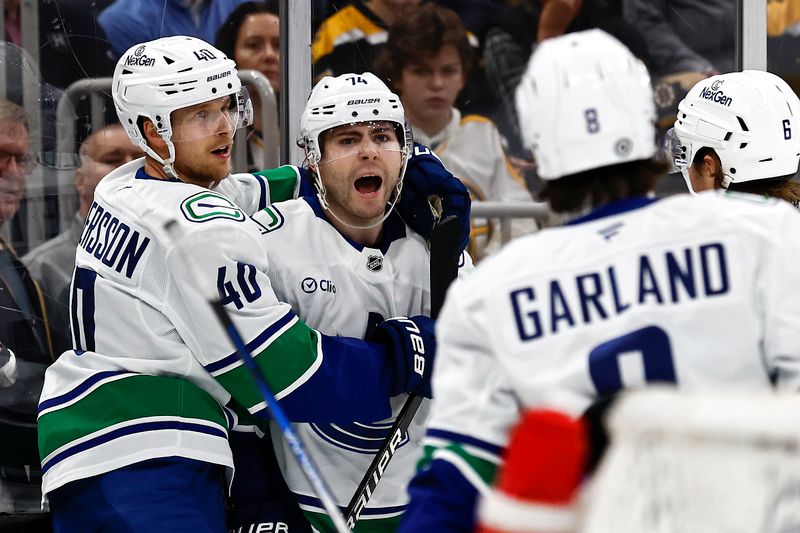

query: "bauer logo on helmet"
left=347, top=98, right=380, bottom=106
left=207, top=71, right=231, bottom=83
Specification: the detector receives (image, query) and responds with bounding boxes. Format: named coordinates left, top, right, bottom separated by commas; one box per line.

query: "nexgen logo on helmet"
left=699, top=85, right=733, bottom=107
left=124, top=54, right=155, bottom=67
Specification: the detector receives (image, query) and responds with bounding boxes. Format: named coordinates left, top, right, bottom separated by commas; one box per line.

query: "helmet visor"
left=170, top=86, right=254, bottom=144
left=317, top=121, right=406, bottom=165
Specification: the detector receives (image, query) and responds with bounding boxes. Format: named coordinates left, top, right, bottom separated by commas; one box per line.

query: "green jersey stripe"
left=38, top=374, right=227, bottom=458
left=214, top=320, right=321, bottom=410
left=253, top=165, right=301, bottom=203
left=419, top=443, right=499, bottom=487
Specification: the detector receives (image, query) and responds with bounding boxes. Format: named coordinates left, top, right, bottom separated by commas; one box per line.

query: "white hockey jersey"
left=250, top=195, right=472, bottom=531
left=400, top=192, right=800, bottom=531
left=37, top=161, right=399, bottom=496
left=412, top=109, right=538, bottom=257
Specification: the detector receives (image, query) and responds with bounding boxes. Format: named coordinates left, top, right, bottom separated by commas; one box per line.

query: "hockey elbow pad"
left=369, top=315, right=436, bottom=398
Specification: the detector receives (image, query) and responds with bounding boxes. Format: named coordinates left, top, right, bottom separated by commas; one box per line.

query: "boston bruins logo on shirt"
left=366, top=254, right=383, bottom=272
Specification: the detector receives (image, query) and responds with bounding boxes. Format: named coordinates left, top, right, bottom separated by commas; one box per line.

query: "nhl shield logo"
left=366, top=254, right=383, bottom=272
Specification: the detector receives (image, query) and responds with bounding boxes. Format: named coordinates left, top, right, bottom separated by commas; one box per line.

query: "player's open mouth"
left=354, top=175, right=383, bottom=196
left=211, top=145, right=231, bottom=158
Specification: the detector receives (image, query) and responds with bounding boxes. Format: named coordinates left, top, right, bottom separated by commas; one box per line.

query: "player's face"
left=170, top=95, right=236, bottom=185
left=0, top=120, right=29, bottom=225
left=76, top=126, right=143, bottom=206
left=394, top=44, right=465, bottom=124
left=235, top=12, right=280, bottom=94
left=318, top=121, right=403, bottom=224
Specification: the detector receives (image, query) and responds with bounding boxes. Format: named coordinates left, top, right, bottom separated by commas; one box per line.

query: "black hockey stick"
left=163, top=220, right=351, bottom=533
left=344, top=215, right=463, bottom=528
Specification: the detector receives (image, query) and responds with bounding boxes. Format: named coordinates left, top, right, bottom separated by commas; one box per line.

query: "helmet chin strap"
left=680, top=166, right=733, bottom=195
left=680, top=167, right=699, bottom=196
left=142, top=135, right=180, bottom=181
left=310, top=150, right=409, bottom=231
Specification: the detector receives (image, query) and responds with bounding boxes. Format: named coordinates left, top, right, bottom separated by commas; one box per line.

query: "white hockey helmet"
left=670, top=70, right=800, bottom=193
left=298, top=72, right=412, bottom=162
left=516, top=29, right=657, bottom=181
left=297, top=73, right=412, bottom=228
left=112, top=36, right=253, bottom=178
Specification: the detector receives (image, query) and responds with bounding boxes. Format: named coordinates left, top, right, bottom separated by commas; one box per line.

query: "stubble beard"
left=176, top=156, right=230, bottom=187
left=327, top=186, right=387, bottom=224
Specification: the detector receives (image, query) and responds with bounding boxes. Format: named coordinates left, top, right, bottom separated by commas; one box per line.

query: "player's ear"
left=701, top=152, right=721, bottom=181
left=142, top=119, right=168, bottom=157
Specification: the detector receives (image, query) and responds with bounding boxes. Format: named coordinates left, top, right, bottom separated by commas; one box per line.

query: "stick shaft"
left=344, top=216, right=462, bottom=527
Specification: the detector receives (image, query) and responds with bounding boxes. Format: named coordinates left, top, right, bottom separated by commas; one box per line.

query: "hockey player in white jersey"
left=229, top=72, right=472, bottom=533
left=669, top=69, right=800, bottom=205
left=36, top=37, right=448, bottom=533
left=398, top=29, right=800, bottom=532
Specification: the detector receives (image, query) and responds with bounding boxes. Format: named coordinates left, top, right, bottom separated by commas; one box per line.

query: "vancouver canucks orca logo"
left=251, top=205, right=284, bottom=233
left=181, top=192, right=245, bottom=223
left=309, top=421, right=409, bottom=454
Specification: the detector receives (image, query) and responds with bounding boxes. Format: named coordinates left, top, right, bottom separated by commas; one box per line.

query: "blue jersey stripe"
left=38, top=370, right=132, bottom=413
left=42, top=420, right=227, bottom=473
left=204, top=309, right=296, bottom=373
left=256, top=173, right=268, bottom=211
left=425, top=428, right=504, bottom=457
left=294, top=493, right=406, bottom=516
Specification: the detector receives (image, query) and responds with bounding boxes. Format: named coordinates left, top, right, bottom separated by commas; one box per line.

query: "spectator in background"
left=375, top=3, right=537, bottom=259
left=768, top=0, right=800, bottom=36
left=312, top=0, right=421, bottom=79
left=98, top=0, right=251, bottom=59
left=0, top=98, right=53, bottom=533
left=0, top=100, right=51, bottom=366
left=4, top=0, right=21, bottom=45
left=432, top=0, right=507, bottom=37
left=623, top=1, right=735, bottom=145
left=624, top=0, right=735, bottom=77
left=23, top=124, right=142, bottom=356
left=39, top=0, right=117, bottom=90
left=216, top=0, right=280, bottom=170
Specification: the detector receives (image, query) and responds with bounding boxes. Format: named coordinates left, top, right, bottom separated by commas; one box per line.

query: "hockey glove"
left=397, top=143, right=471, bottom=254
left=370, top=315, right=436, bottom=398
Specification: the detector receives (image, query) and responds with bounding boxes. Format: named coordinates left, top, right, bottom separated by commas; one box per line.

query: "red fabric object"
left=496, top=409, right=587, bottom=504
